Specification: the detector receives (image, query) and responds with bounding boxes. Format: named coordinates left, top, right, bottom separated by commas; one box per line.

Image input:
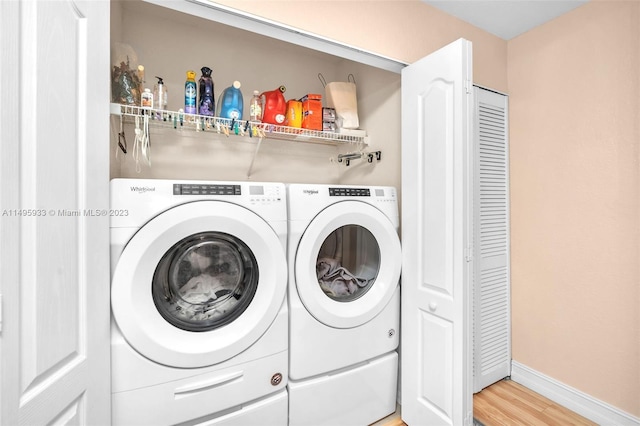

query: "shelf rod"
left=246, top=136, right=264, bottom=178
left=110, top=103, right=367, bottom=146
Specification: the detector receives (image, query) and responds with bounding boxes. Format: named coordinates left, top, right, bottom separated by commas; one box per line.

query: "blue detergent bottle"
left=217, top=81, right=243, bottom=120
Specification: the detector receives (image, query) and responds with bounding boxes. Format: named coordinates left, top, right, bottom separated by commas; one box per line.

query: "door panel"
left=401, top=38, right=474, bottom=426
left=421, top=80, right=455, bottom=297
left=473, top=87, right=511, bottom=392
left=0, top=0, right=110, bottom=424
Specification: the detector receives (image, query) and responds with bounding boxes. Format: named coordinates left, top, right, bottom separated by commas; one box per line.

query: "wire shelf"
left=110, top=103, right=368, bottom=146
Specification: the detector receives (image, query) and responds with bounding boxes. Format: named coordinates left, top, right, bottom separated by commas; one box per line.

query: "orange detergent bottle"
left=260, top=86, right=287, bottom=125
left=285, top=99, right=303, bottom=128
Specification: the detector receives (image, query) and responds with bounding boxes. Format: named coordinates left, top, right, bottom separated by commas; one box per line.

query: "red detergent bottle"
left=260, top=85, right=287, bottom=125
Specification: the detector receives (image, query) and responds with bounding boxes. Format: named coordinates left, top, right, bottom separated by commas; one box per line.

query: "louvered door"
left=473, top=87, right=511, bottom=393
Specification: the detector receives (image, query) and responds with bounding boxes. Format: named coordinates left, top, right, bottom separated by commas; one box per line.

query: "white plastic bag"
left=319, top=74, right=359, bottom=129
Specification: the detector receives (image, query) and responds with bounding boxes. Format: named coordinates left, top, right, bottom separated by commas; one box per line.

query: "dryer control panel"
left=287, top=184, right=398, bottom=225
left=329, top=187, right=370, bottom=197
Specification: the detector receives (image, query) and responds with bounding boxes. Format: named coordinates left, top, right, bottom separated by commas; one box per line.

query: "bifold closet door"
left=473, top=87, right=511, bottom=393
left=0, top=0, right=111, bottom=424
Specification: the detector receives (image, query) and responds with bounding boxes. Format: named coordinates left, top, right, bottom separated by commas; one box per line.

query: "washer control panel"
left=173, top=184, right=241, bottom=196
left=172, top=183, right=283, bottom=205
left=249, top=184, right=283, bottom=205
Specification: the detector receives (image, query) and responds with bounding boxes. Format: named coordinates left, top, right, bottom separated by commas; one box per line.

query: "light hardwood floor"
left=377, top=379, right=596, bottom=426
left=473, top=379, right=596, bottom=426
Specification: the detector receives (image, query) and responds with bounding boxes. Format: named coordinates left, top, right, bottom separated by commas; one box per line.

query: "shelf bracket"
left=337, top=150, right=381, bottom=167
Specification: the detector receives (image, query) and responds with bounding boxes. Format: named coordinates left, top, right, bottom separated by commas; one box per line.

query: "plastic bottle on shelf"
left=285, top=99, right=302, bottom=128
left=198, top=66, right=215, bottom=117
left=137, top=65, right=145, bottom=103
left=260, top=85, right=286, bottom=125
left=249, top=90, right=262, bottom=122
left=184, top=70, right=197, bottom=114
left=217, top=81, right=244, bottom=120
left=153, top=76, right=168, bottom=117
left=141, top=88, right=153, bottom=109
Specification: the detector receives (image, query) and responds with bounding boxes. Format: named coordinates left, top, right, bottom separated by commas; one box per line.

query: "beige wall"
left=508, top=0, right=640, bottom=417
left=213, top=0, right=508, bottom=92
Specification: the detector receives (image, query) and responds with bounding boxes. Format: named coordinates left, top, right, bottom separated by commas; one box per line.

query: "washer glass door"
left=153, top=232, right=258, bottom=332
left=111, top=200, right=287, bottom=369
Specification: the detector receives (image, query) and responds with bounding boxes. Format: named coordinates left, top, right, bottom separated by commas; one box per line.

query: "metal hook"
left=118, top=115, right=127, bottom=154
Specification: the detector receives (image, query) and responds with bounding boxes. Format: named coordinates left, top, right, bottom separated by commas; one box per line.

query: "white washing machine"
left=287, top=184, right=402, bottom=426
left=110, top=179, right=289, bottom=426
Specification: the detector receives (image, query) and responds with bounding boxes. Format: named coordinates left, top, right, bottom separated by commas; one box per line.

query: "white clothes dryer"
left=287, top=184, right=401, bottom=426
left=110, top=179, right=288, bottom=426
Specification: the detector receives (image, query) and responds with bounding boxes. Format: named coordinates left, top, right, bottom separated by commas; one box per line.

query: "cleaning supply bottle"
left=285, top=99, right=303, bottom=128
left=249, top=90, right=262, bottom=122
left=260, top=85, right=286, bottom=125
left=198, top=66, right=215, bottom=117
left=217, top=81, right=243, bottom=120
left=141, top=88, right=153, bottom=109
left=184, top=70, right=197, bottom=114
left=153, top=76, right=168, bottom=117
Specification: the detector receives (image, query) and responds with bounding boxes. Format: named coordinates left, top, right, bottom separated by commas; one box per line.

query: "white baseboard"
left=510, top=361, right=640, bottom=426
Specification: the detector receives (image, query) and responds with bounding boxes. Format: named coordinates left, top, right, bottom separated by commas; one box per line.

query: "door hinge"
left=465, top=247, right=473, bottom=262
left=464, top=79, right=472, bottom=95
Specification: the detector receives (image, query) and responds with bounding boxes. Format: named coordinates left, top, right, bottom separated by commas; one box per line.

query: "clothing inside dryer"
left=316, top=225, right=380, bottom=301
left=152, top=232, right=258, bottom=331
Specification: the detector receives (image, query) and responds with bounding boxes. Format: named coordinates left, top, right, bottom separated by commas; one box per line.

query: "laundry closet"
left=108, top=1, right=511, bottom=425
left=110, top=0, right=403, bottom=188
left=109, top=2, right=410, bottom=425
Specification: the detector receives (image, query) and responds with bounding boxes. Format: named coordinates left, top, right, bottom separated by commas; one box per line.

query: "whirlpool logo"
left=302, top=189, right=319, bottom=195
left=130, top=186, right=156, bottom=193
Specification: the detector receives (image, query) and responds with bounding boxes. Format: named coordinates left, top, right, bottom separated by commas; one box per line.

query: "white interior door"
left=473, top=87, right=511, bottom=392
left=400, top=38, right=474, bottom=426
left=0, top=0, right=111, bottom=424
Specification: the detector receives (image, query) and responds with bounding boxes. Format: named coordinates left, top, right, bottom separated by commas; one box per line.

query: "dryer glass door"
left=295, top=201, right=401, bottom=328
left=317, top=225, right=380, bottom=302
left=152, top=232, right=258, bottom=332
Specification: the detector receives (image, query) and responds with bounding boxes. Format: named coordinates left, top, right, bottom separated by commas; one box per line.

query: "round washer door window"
left=111, top=201, right=287, bottom=368
left=295, top=201, right=401, bottom=328
left=152, top=232, right=258, bottom=332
